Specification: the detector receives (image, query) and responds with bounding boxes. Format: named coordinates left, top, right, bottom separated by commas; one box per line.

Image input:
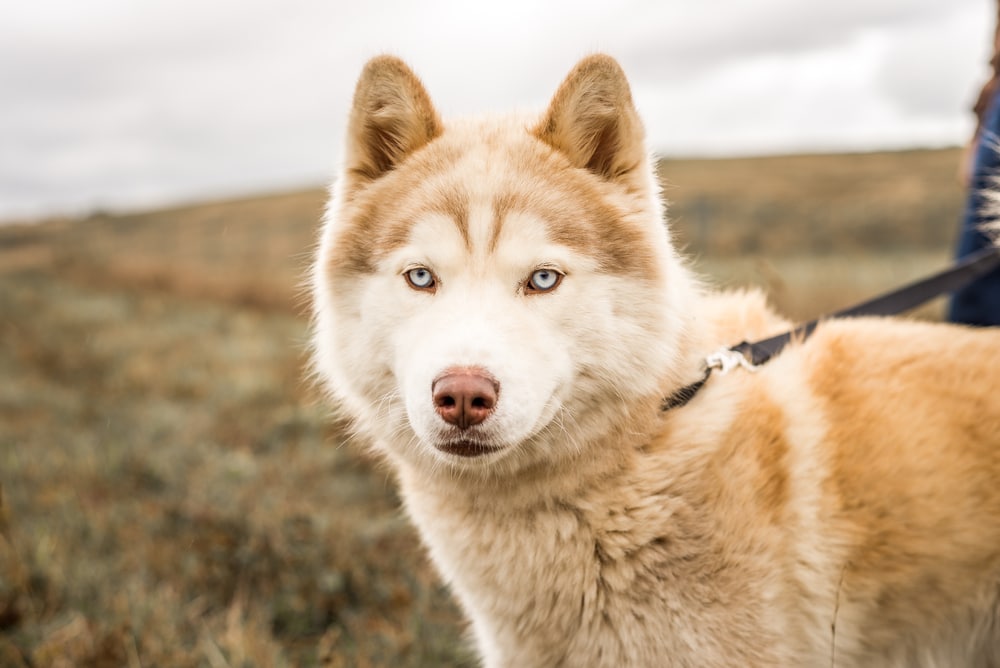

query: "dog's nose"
left=432, top=369, right=499, bottom=430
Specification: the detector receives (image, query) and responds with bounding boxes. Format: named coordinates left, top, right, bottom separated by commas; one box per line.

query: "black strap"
left=661, top=367, right=712, bottom=411
left=662, top=246, right=1000, bottom=411
left=735, top=246, right=1000, bottom=366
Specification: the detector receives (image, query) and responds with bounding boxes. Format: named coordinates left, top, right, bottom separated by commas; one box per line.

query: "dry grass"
left=0, top=272, right=473, bottom=666
left=0, top=189, right=328, bottom=313
left=662, top=148, right=963, bottom=256
left=0, top=148, right=968, bottom=665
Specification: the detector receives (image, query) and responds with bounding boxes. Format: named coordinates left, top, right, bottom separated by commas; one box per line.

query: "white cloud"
left=0, top=0, right=992, bottom=220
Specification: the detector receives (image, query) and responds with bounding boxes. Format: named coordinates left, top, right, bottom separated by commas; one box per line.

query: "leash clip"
left=705, top=348, right=759, bottom=375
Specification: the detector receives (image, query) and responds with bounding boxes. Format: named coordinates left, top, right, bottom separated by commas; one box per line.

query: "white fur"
left=311, top=55, right=1000, bottom=667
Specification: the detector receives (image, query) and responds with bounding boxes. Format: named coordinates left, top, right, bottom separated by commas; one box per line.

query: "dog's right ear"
left=343, top=56, right=442, bottom=195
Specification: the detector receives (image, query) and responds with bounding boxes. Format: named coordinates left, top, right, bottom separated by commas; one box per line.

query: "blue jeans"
left=948, top=92, right=1000, bottom=326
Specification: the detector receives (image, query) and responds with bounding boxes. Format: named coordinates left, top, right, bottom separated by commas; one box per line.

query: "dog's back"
left=656, top=316, right=1000, bottom=665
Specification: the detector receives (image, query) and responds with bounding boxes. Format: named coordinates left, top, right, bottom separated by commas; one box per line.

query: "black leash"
left=662, top=246, right=1000, bottom=412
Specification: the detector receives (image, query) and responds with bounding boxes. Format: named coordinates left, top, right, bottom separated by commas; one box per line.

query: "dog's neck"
left=385, top=302, right=764, bottom=664
left=394, top=392, right=716, bottom=665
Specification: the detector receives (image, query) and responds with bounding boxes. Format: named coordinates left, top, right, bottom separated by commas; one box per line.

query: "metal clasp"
left=704, top=348, right=759, bottom=375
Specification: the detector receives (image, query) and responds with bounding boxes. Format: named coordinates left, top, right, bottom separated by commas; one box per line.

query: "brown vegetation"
left=0, top=148, right=967, bottom=665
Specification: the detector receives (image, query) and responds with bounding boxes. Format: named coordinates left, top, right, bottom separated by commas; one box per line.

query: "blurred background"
left=0, top=1, right=992, bottom=665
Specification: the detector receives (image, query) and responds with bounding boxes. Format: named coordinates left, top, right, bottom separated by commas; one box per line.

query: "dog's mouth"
left=436, top=440, right=504, bottom=458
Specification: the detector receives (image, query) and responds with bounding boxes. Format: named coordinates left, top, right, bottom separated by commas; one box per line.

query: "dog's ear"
left=534, top=55, right=646, bottom=185
left=343, top=55, right=441, bottom=194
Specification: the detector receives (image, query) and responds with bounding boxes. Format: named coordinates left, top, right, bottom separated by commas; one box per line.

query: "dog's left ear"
left=534, top=55, right=646, bottom=185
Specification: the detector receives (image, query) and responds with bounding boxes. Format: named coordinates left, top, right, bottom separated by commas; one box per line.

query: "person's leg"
left=948, top=94, right=1000, bottom=326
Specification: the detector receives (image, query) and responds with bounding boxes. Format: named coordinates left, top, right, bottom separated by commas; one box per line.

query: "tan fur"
left=312, top=54, right=1000, bottom=667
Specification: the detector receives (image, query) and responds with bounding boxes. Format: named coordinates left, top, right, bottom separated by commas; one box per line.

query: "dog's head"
left=312, top=55, right=695, bottom=475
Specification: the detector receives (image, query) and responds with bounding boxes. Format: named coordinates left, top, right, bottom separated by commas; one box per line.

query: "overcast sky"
left=0, top=0, right=993, bottom=221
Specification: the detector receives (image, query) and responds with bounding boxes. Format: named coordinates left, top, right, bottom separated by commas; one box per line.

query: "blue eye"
left=405, top=267, right=436, bottom=290
left=526, top=268, right=562, bottom=293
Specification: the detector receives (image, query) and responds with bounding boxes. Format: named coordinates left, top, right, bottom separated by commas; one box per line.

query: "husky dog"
left=311, top=54, right=1000, bottom=667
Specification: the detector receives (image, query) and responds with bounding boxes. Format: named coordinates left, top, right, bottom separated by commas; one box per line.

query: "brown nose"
left=432, top=369, right=499, bottom=430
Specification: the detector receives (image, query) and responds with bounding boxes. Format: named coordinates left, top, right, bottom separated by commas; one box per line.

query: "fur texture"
left=312, top=54, right=1000, bottom=667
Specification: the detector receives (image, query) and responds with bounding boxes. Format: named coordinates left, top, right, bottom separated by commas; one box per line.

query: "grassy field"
left=0, top=148, right=968, bottom=665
